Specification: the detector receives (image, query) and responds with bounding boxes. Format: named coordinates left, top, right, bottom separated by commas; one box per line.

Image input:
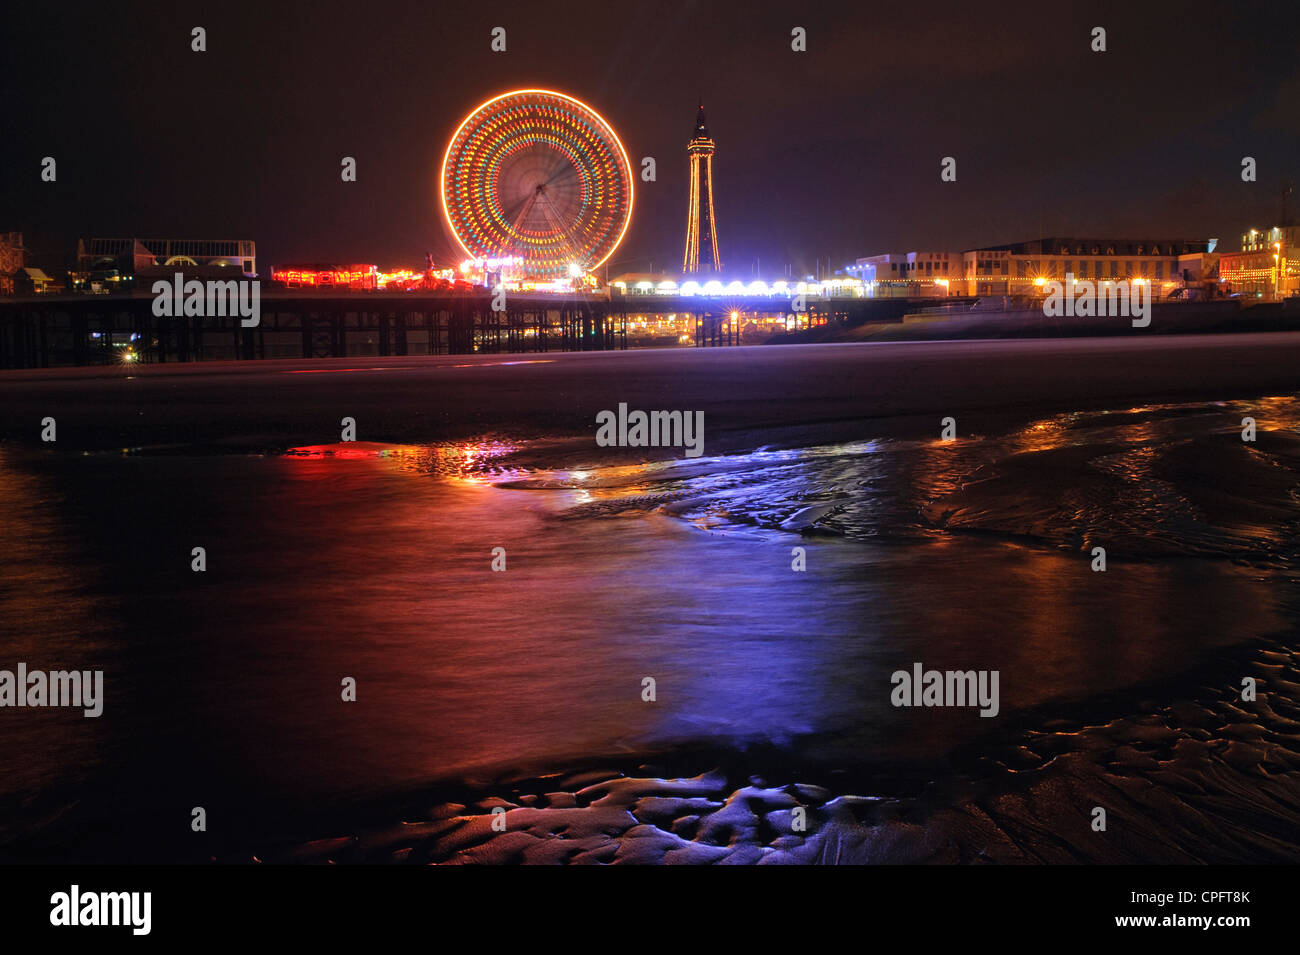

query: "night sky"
left=3, top=0, right=1297, bottom=276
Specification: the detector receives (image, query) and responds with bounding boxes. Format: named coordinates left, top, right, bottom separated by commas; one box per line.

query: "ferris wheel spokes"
left=534, top=188, right=587, bottom=269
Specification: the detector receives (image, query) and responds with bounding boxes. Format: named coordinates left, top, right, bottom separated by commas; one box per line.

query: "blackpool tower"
left=682, top=102, right=722, bottom=273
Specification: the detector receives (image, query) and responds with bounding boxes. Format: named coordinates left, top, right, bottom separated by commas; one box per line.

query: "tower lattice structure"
left=682, top=103, right=721, bottom=273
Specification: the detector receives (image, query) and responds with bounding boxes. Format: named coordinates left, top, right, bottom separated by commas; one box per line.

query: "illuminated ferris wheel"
left=440, top=89, right=634, bottom=279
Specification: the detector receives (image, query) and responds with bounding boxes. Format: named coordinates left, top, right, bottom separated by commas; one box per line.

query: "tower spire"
left=694, top=101, right=709, bottom=137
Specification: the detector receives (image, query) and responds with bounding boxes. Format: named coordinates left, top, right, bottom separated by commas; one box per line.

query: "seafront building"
left=845, top=252, right=960, bottom=297
left=1219, top=226, right=1299, bottom=299
left=965, top=237, right=1216, bottom=297
left=849, top=238, right=1217, bottom=298
left=71, top=238, right=257, bottom=291
left=847, top=229, right=1298, bottom=302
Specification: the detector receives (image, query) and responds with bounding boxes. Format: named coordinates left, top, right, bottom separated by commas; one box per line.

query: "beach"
left=1, top=335, right=1298, bottom=863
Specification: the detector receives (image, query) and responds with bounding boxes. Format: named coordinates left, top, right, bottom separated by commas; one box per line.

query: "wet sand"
left=1, top=334, right=1299, bottom=454
left=236, top=636, right=1300, bottom=865
left=2, top=335, right=1299, bottom=865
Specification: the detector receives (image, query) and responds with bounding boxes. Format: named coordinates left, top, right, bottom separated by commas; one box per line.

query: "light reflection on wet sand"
left=1, top=396, right=1298, bottom=860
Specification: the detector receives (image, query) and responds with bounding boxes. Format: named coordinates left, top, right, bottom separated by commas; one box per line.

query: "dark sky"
left=3, top=0, right=1297, bottom=276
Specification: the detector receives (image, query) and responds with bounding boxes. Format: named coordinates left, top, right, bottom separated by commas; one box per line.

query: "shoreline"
left=1, top=334, right=1299, bottom=456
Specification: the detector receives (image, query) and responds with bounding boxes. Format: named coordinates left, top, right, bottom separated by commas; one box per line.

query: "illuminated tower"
left=682, top=103, right=722, bottom=273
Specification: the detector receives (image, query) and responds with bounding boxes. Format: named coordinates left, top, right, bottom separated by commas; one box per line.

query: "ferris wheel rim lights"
left=440, top=89, right=635, bottom=277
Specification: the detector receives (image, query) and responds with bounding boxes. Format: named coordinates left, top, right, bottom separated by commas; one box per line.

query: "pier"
left=0, top=290, right=633, bottom=369
left=0, top=288, right=976, bottom=369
